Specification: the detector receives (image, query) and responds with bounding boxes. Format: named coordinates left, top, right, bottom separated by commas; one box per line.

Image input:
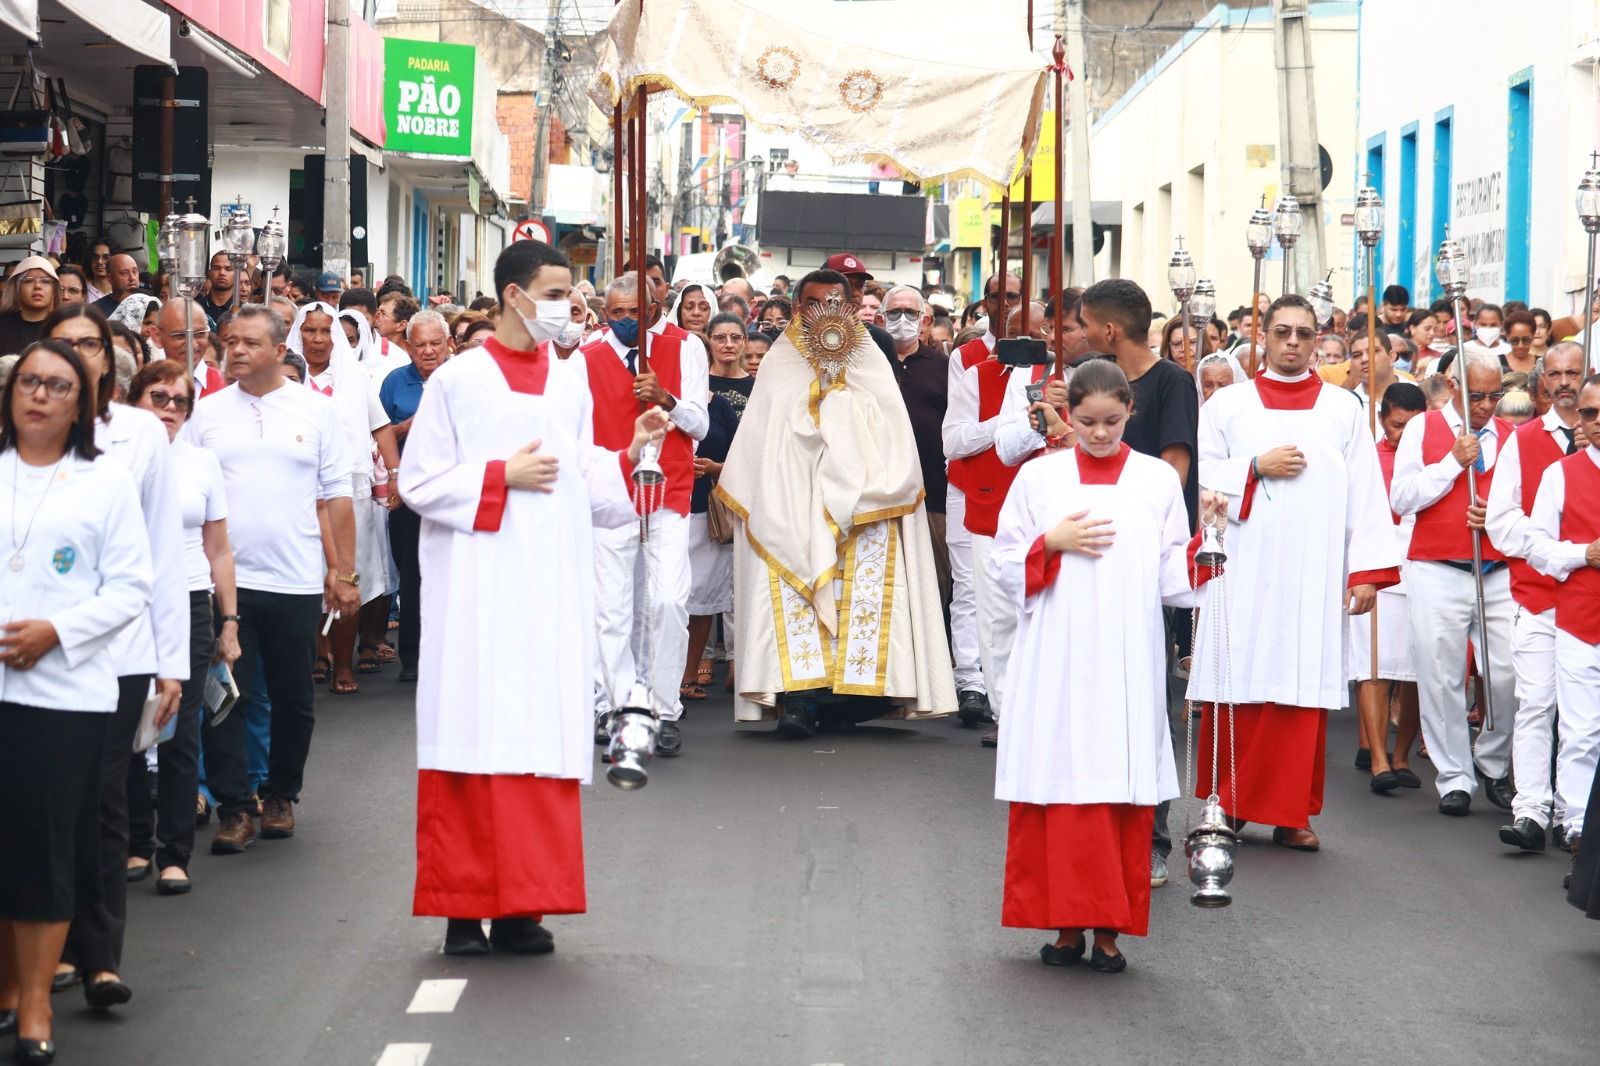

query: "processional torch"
left=1168, top=239, right=1196, bottom=371
left=1355, top=186, right=1384, bottom=684
left=171, top=202, right=210, bottom=377
left=1184, top=506, right=1237, bottom=908
left=256, top=207, right=288, bottom=300
left=1273, top=195, right=1302, bottom=296
left=1578, top=159, right=1600, bottom=372
left=1243, top=199, right=1274, bottom=375
left=1436, top=237, right=1496, bottom=733
left=221, top=196, right=253, bottom=312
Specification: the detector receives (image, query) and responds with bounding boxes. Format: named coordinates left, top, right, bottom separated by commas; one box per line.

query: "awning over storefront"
left=1029, top=201, right=1124, bottom=231
left=53, top=0, right=171, bottom=65
left=758, top=190, right=926, bottom=252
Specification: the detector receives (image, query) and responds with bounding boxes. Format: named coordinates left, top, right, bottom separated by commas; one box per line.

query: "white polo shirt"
left=186, top=381, right=352, bottom=595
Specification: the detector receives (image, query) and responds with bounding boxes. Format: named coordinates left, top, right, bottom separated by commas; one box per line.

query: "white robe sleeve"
left=994, top=369, right=1047, bottom=466
left=941, top=358, right=1002, bottom=461
left=1342, top=403, right=1403, bottom=577
left=579, top=383, right=637, bottom=530
left=51, top=475, right=154, bottom=669
left=1485, top=432, right=1532, bottom=560
left=1157, top=474, right=1201, bottom=610
left=667, top=334, right=710, bottom=441
left=988, top=465, right=1045, bottom=616
left=1197, top=398, right=1253, bottom=515
left=397, top=372, right=507, bottom=534
left=1390, top=412, right=1461, bottom=515
left=1526, top=464, right=1591, bottom=579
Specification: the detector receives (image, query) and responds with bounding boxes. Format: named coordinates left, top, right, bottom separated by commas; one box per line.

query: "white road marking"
left=377, top=1044, right=431, bottom=1066
left=406, top=979, right=467, bottom=1014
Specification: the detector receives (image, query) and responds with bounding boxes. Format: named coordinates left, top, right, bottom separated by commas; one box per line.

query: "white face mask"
left=1430, top=338, right=1453, bottom=354
left=883, top=316, right=921, bottom=344
left=556, top=319, right=585, bottom=348
left=1475, top=326, right=1502, bottom=347
left=513, top=287, right=573, bottom=345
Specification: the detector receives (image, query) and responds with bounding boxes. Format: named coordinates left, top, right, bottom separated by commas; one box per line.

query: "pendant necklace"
left=10, top=452, right=67, bottom=572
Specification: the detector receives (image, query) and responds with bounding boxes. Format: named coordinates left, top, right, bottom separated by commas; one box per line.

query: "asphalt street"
left=51, top=664, right=1598, bottom=1066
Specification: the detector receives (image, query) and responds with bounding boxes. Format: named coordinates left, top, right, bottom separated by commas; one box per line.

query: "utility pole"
left=1272, top=0, right=1325, bottom=292
left=531, top=0, right=560, bottom=218
left=1064, top=0, right=1095, bottom=285
left=323, top=0, right=351, bottom=282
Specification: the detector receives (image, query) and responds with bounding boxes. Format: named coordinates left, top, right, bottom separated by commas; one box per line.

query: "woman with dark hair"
left=56, top=265, right=88, bottom=306
left=0, top=338, right=153, bottom=1063
left=675, top=283, right=712, bottom=335
left=758, top=296, right=792, bottom=338
left=41, top=303, right=189, bottom=1013
left=1158, top=313, right=1213, bottom=373
left=124, top=360, right=240, bottom=897
left=82, top=240, right=113, bottom=304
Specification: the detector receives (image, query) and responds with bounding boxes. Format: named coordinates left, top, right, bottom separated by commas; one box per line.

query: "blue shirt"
left=379, top=362, right=426, bottom=425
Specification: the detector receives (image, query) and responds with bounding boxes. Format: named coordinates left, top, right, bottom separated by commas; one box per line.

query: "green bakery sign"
left=385, top=38, right=475, bottom=156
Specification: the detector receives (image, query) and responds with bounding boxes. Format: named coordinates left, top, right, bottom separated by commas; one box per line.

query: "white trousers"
left=970, top=532, right=1017, bottom=720
left=946, top=485, right=984, bottom=692
left=1509, top=607, right=1558, bottom=825
left=593, top=511, right=691, bottom=722
left=1407, top=562, right=1517, bottom=798
left=1555, top=631, right=1600, bottom=835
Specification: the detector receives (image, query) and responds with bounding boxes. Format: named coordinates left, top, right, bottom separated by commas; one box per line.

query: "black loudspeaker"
left=300, top=156, right=368, bottom=271
left=132, top=66, right=209, bottom=215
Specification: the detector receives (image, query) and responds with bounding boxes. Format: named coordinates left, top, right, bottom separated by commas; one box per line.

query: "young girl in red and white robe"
left=988, top=359, right=1219, bottom=974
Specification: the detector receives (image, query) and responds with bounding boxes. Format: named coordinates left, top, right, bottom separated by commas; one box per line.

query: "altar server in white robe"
left=399, top=242, right=669, bottom=957
left=990, top=359, right=1218, bottom=974
left=1189, top=295, right=1400, bottom=852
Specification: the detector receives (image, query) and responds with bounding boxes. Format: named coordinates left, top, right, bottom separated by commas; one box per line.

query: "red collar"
left=484, top=337, right=550, bottom=396
left=1254, top=372, right=1322, bottom=411
left=1076, top=442, right=1131, bottom=484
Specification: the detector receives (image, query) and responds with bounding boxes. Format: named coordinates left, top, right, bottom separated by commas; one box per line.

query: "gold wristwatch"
left=335, top=571, right=360, bottom=586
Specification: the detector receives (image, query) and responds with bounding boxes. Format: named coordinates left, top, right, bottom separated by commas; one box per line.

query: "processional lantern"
left=173, top=202, right=210, bottom=300
left=1355, top=186, right=1383, bottom=250
left=256, top=206, right=288, bottom=281
left=1307, top=271, right=1336, bottom=330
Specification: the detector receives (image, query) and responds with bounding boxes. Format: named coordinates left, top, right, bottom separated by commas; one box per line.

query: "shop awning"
left=44, top=0, right=172, bottom=66
left=0, top=0, right=32, bottom=40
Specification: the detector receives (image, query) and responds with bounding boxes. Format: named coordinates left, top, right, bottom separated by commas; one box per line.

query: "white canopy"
left=592, top=0, right=1049, bottom=191
left=0, top=1, right=173, bottom=65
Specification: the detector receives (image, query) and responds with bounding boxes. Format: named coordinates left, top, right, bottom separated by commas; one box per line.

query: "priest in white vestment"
left=716, top=270, right=956, bottom=736
left=1188, top=295, right=1400, bottom=852
left=399, top=242, right=669, bottom=956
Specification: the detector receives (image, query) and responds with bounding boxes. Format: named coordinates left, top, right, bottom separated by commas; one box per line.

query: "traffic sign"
left=513, top=218, right=551, bottom=244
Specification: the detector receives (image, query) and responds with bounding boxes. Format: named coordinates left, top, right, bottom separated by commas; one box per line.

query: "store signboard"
left=384, top=37, right=475, bottom=156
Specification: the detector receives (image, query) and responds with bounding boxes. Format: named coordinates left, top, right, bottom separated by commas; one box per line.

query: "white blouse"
left=172, top=440, right=228, bottom=592
left=0, top=452, right=153, bottom=713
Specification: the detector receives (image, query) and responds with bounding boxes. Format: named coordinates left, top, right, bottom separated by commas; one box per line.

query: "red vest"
left=1408, top=410, right=1510, bottom=563
left=197, top=364, right=225, bottom=398
left=962, top=360, right=1026, bottom=538
left=1509, top=421, right=1564, bottom=613
left=945, top=337, right=992, bottom=494
left=579, top=334, right=693, bottom=516
left=1555, top=453, right=1600, bottom=643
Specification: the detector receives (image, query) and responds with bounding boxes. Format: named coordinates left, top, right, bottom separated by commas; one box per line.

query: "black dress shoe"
left=1392, top=767, right=1422, bottom=789
left=124, top=861, right=152, bottom=883
left=1498, top=817, right=1546, bottom=853
left=13, top=1038, right=54, bottom=1065
left=1479, top=773, right=1515, bottom=812
left=981, top=730, right=998, bottom=748
left=1088, top=946, right=1128, bottom=974
left=83, top=977, right=132, bottom=1010
left=594, top=713, right=611, bottom=747
left=1040, top=940, right=1085, bottom=967
left=655, top=720, right=682, bottom=757
left=1370, top=771, right=1400, bottom=794
left=1439, top=790, right=1471, bottom=817
left=398, top=667, right=418, bottom=683
left=775, top=700, right=819, bottom=739
left=442, top=919, right=490, bottom=956
left=156, top=871, right=193, bottom=896
left=1354, top=748, right=1372, bottom=771
left=956, top=690, right=991, bottom=727
left=488, top=918, right=555, bottom=955
left=49, top=971, right=78, bottom=995
left=0, top=1010, right=15, bottom=1036
left=1554, top=824, right=1572, bottom=852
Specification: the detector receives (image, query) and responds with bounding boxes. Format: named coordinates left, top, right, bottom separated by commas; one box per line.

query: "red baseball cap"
left=823, top=253, right=873, bottom=280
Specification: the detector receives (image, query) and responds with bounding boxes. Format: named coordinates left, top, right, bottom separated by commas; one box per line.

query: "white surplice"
left=399, top=346, right=637, bottom=784
left=988, top=447, right=1192, bottom=806
left=1188, top=374, right=1399, bottom=710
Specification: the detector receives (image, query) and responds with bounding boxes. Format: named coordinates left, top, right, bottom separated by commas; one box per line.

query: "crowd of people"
left=1, top=227, right=1599, bottom=1061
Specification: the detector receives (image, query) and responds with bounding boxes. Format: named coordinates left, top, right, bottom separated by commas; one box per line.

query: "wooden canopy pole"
left=613, top=103, right=626, bottom=276
left=634, top=84, right=650, bottom=379
left=1051, top=35, right=1066, bottom=376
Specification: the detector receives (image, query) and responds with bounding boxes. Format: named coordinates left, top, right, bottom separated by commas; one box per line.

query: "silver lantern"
left=632, top=437, right=665, bottom=487
left=1194, top=511, right=1226, bottom=569
left=1307, top=270, right=1336, bottom=330
left=605, top=683, right=661, bottom=790
left=1273, top=194, right=1302, bottom=295
left=1185, top=798, right=1238, bottom=908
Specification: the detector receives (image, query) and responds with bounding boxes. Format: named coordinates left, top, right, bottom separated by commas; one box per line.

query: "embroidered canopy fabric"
left=591, top=0, right=1048, bottom=190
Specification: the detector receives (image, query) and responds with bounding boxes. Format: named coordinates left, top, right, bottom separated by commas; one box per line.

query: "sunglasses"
left=1468, top=391, right=1506, bottom=404
left=1579, top=407, right=1600, bottom=421
left=145, top=389, right=193, bottom=413
left=1271, top=325, right=1317, bottom=341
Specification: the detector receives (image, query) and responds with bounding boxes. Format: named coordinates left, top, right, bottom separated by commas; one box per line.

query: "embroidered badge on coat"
left=51, top=546, right=76, bottom=574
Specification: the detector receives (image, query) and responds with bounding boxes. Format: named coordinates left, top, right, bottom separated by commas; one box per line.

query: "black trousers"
left=128, top=592, right=213, bottom=871
left=64, top=673, right=152, bottom=975
left=203, top=588, right=320, bottom=821
left=388, top=503, right=421, bottom=670
left=0, top=703, right=107, bottom=922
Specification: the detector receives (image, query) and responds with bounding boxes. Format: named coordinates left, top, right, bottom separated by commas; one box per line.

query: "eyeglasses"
left=56, top=335, right=104, bottom=355
left=1508, top=336, right=1533, bottom=348
left=18, top=273, right=54, bottom=286
left=162, top=329, right=210, bottom=344
left=16, top=373, right=75, bottom=399
left=145, top=389, right=193, bottom=413
left=987, top=292, right=1023, bottom=304
left=1578, top=407, right=1600, bottom=421
left=883, top=309, right=921, bottom=323
left=1468, top=391, right=1506, bottom=404
left=1271, top=325, right=1318, bottom=341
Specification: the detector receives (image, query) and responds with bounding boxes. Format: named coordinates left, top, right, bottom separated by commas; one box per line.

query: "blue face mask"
left=610, top=315, right=640, bottom=346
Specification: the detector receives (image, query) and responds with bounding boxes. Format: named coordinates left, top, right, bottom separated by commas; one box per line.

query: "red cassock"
left=1003, top=803, right=1156, bottom=935
left=1194, top=702, right=1327, bottom=828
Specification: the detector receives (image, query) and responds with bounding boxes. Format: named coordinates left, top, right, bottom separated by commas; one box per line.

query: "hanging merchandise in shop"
left=384, top=37, right=475, bottom=157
